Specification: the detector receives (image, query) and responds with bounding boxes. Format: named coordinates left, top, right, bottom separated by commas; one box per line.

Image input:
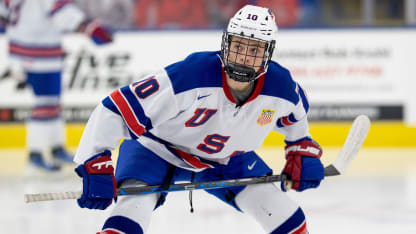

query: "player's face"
left=227, top=36, right=266, bottom=73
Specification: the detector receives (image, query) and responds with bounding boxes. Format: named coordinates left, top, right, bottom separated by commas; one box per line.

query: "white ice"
left=1, top=147, right=415, bottom=234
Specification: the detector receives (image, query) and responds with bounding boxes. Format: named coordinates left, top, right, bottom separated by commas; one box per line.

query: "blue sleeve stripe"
left=127, top=128, right=138, bottom=140
left=284, top=136, right=312, bottom=145
left=298, top=86, right=310, bottom=112
left=276, top=113, right=298, bottom=128
left=120, top=86, right=153, bottom=131
left=288, top=113, right=297, bottom=123
left=102, top=96, right=121, bottom=115
left=276, top=118, right=284, bottom=128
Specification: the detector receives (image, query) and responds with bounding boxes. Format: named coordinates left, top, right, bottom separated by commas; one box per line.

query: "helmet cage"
left=221, top=31, right=276, bottom=82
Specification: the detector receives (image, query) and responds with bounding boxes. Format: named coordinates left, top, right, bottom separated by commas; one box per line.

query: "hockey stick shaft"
left=24, top=115, right=370, bottom=203
left=24, top=166, right=338, bottom=203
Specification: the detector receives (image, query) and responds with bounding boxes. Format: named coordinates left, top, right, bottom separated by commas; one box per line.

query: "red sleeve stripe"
left=281, top=116, right=294, bottom=126
left=173, top=148, right=214, bottom=169
left=32, top=105, right=61, bottom=119
left=290, top=220, right=307, bottom=234
left=9, top=43, right=64, bottom=57
left=110, top=89, right=145, bottom=138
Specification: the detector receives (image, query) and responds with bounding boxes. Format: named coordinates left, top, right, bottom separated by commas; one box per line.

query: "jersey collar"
left=221, top=67, right=265, bottom=105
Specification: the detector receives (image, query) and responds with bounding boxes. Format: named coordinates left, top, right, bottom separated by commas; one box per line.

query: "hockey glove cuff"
left=281, top=139, right=324, bottom=192
left=79, top=20, right=113, bottom=45
left=75, top=150, right=117, bottom=210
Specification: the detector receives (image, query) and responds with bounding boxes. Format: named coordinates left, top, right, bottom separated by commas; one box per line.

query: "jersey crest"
left=257, top=109, right=275, bottom=126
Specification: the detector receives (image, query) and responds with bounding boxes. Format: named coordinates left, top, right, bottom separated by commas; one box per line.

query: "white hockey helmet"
left=221, top=5, right=278, bottom=82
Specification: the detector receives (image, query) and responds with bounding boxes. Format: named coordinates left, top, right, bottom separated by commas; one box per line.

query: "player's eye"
left=233, top=45, right=244, bottom=52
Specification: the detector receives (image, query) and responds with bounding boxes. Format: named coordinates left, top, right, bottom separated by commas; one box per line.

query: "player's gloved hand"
left=75, top=150, right=117, bottom=210
left=281, top=139, right=324, bottom=192
left=79, top=20, right=113, bottom=45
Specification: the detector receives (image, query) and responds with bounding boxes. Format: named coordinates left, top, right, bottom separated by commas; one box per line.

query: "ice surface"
left=1, top=148, right=415, bottom=234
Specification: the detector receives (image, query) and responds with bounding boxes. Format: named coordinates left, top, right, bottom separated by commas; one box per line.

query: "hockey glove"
left=79, top=20, right=113, bottom=45
left=75, top=150, right=117, bottom=210
left=281, top=139, right=324, bottom=192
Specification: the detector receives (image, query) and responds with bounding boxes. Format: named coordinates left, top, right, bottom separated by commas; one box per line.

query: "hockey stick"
left=24, top=115, right=370, bottom=203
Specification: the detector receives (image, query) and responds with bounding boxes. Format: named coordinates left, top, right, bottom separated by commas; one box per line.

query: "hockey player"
left=74, top=5, right=323, bottom=234
left=0, top=0, right=113, bottom=171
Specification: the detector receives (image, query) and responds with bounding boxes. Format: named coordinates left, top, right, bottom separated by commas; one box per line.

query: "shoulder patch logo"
left=257, top=109, right=275, bottom=126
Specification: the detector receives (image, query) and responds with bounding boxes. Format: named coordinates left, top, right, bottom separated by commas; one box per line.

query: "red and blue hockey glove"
left=281, top=139, right=324, bottom=192
left=79, top=20, right=113, bottom=45
left=75, top=150, right=117, bottom=210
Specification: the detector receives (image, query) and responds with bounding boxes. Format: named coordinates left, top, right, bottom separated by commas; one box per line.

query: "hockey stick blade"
left=330, top=114, right=370, bottom=175
left=24, top=115, right=370, bottom=203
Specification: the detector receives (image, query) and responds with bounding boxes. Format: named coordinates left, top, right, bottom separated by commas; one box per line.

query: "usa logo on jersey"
left=257, top=109, right=275, bottom=126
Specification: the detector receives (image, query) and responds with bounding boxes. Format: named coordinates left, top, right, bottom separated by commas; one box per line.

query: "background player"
left=0, top=0, right=113, bottom=171
left=74, top=5, right=324, bottom=234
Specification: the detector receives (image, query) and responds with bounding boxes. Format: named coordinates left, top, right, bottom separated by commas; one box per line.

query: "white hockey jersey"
left=75, top=51, right=312, bottom=172
left=2, top=0, right=86, bottom=72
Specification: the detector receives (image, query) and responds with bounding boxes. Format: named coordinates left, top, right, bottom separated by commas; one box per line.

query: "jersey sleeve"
left=74, top=103, right=130, bottom=164
left=273, top=83, right=312, bottom=143
left=45, top=0, right=86, bottom=32
left=100, top=70, right=180, bottom=139
left=75, top=67, right=182, bottom=163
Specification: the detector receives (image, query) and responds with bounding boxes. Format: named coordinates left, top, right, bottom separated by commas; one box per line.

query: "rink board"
left=0, top=121, right=415, bottom=149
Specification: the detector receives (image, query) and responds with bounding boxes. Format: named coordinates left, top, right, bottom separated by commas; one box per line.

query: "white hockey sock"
left=235, top=183, right=301, bottom=233
left=106, top=180, right=158, bottom=233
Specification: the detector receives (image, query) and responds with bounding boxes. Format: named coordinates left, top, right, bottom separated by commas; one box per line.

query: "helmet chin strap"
left=224, top=63, right=257, bottom=83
